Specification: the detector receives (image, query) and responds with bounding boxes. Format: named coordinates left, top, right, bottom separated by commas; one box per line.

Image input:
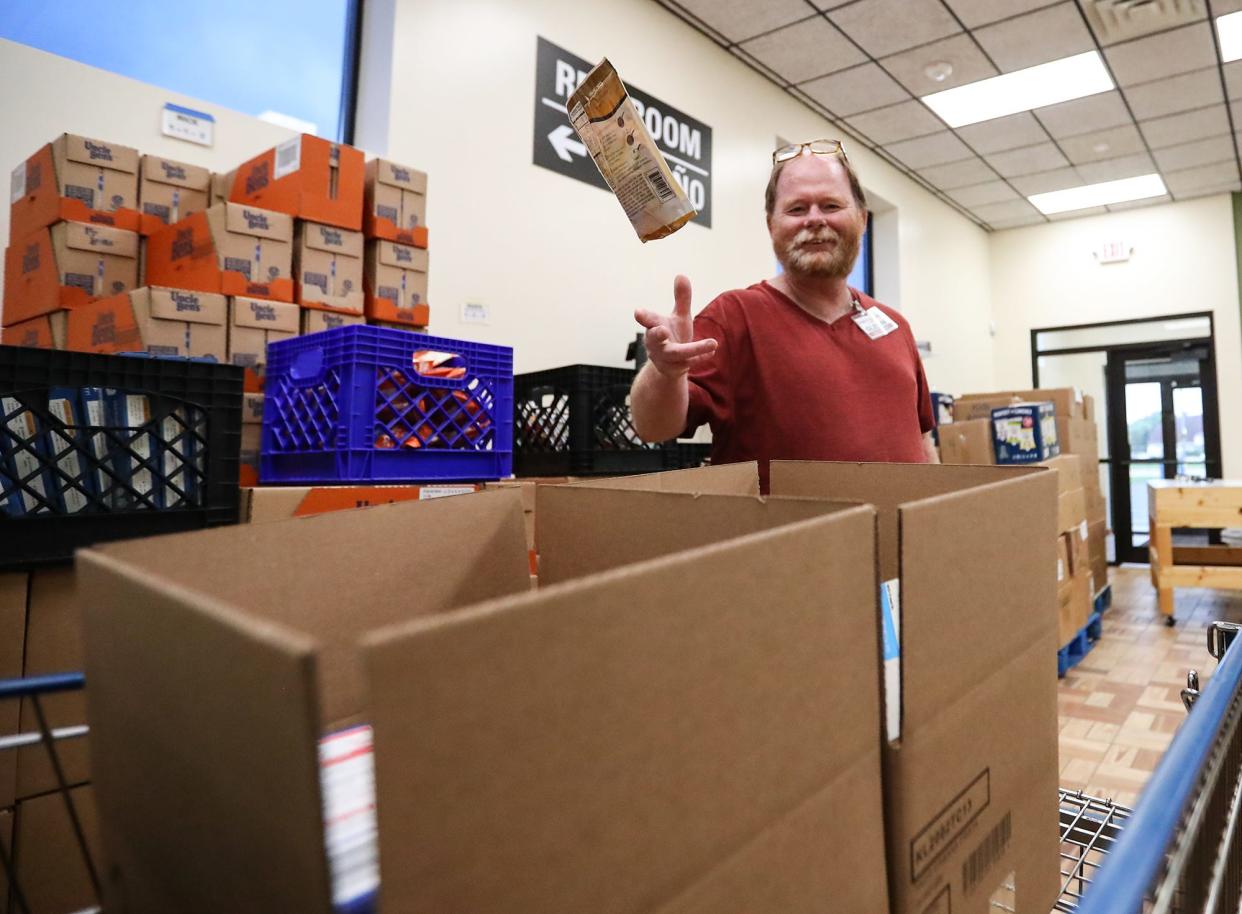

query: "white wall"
left=362, top=0, right=996, bottom=390
left=0, top=38, right=297, bottom=325
left=989, top=194, right=1242, bottom=476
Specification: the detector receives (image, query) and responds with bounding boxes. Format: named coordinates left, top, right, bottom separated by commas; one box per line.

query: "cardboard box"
left=17, top=566, right=90, bottom=801
left=955, top=387, right=1084, bottom=421
left=484, top=477, right=575, bottom=574
left=1083, top=394, right=1095, bottom=422
left=363, top=238, right=428, bottom=324
left=10, top=133, right=140, bottom=239
left=992, top=402, right=1059, bottom=463
left=3, top=221, right=139, bottom=325
left=230, top=134, right=365, bottom=230
left=937, top=417, right=993, bottom=465
left=363, top=158, right=429, bottom=246
left=239, top=483, right=479, bottom=523
left=226, top=296, right=299, bottom=378
left=0, top=310, right=67, bottom=348
left=1, top=572, right=28, bottom=811
left=239, top=423, right=261, bottom=487
left=1068, top=570, right=1092, bottom=637
left=79, top=482, right=888, bottom=912
left=210, top=169, right=236, bottom=206
left=1040, top=453, right=1082, bottom=495
left=1057, top=418, right=1100, bottom=464
left=1089, top=518, right=1108, bottom=593
left=1056, top=533, right=1072, bottom=594
left=145, top=202, right=294, bottom=302
left=367, top=315, right=430, bottom=333
left=1058, top=487, right=1087, bottom=536
left=301, top=307, right=364, bottom=335
left=14, top=784, right=101, bottom=914
left=294, top=221, right=364, bottom=313
left=1086, top=487, right=1107, bottom=524
left=66, top=286, right=227, bottom=360
left=241, top=392, right=265, bottom=425
left=139, top=155, right=211, bottom=234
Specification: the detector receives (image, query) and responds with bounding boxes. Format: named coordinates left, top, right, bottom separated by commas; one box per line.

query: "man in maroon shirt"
left=631, top=140, right=937, bottom=491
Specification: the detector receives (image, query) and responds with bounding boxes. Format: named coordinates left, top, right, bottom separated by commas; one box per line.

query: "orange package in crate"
left=145, top=202, right=293, bottom=302
left=3, top=222, right=139, bottom=325
left=10, top=134, right=141, bottom=239
left=229, top=134, right=364, bottom=230
left=374, top=351, right=490, bottom=449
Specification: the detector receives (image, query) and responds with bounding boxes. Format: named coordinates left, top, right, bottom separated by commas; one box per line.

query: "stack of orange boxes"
left=362, top=157, right=430, bottom=331
left=2, top=134, right=143, bottom=347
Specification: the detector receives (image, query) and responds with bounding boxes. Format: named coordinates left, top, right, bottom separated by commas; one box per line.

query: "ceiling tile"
left=653, top=0, right=729, bottom=43
left=1224, top=61, right=1242, bottom=100
left=729, top=47, right=786, bottom=83
left=917, top=156, right=1000, bottom=188
left=885, top=131, right=975, bottom=168
left=989, top=214, right=1048, bottom=229
left=1106, top=195, right=1172, bottom=212
left=1035, top=91, right=1132, bottom=139
left=1163, top=160, right=1241, bottom=194
left=954, top=112, right=1050, bottom=154
left=984, top=142, right=1070, bottom=177
left=1047, top=206, right=1108, bottom=221
left=1124, top=68, right=1224, bottom=120
left=846, top=100, right=946, bottom=145
left=946, top=180, right=1021, bottom=207
left=1139, top=105, right=1231, bottom=149
left=1103, top=23, right=1218, bottom=87
left=740, top=16, right=866, bottom=84
left=1213, top=0, right=1242, bottom=12
left=942, top=0, right=1057, bottom=28
left=973, top=3, right=1096, bottom=72
left=828, top=0, right=961, bottom=58
left=672, top=0, right=816, bottom=42
left=1174, top=182, right=1242, bottom=200
left=969, top=198, right=1043, bottom=222
left=1074, top=152, right=1156, bottom=183
left=1152, top=135, right=1237, bottom=171
left=800, top=63, right=911, bottom=116
left=1008, top=167, right=1082, bottom=195
left=1057, top=124, right=1146, bottom=165
left=880, top=33, right=998, bottom=95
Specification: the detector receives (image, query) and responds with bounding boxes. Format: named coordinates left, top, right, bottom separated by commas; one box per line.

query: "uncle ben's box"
left=3, top=222, right=139, bottom=326
left=145, top=203, right=293, bottom=302
left=364, top=158, right=428, bottom=247
left=9, top=133, right=140, bottom=239
left=229, top=135, right=364, bottom=230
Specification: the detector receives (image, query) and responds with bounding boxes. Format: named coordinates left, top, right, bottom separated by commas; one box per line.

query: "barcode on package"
left=647, top=169, right=674, bottom=201
left=963, top=812, right=1011, bottom=896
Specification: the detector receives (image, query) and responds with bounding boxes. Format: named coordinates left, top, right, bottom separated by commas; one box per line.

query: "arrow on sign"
left=548, top=124, right=587, bottom=163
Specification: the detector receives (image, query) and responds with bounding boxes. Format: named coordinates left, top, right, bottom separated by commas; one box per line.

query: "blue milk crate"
left=262, top=326, right=514, bottom=484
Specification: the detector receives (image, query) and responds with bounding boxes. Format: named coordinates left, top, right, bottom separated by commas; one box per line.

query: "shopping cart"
left=1063, top=619, right=1242, bottom=913
left=0, top=672, right=99, bottom=914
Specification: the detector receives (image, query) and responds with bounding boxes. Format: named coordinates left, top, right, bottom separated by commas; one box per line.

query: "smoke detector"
left=924, top=61, right=954, bottom=82
left=1082, top=0, right=1206, bottom=44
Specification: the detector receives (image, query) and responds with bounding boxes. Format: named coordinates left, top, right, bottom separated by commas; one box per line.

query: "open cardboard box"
left=79, top=480, right=888, bottom=913
left=565, top=460, right=1061, bottom=914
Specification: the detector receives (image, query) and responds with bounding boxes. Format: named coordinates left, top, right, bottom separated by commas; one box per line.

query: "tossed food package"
left=567, top=58, right=696, bottom=242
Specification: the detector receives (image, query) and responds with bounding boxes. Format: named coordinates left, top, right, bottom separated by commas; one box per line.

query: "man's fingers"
left=657, top=338, right=717, bottom=362
left=672, top=274, right=692, bottom=319
left=634, top=308, right=664, bottom=330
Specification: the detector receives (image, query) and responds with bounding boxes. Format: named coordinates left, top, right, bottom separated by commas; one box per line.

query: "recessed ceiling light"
left=1217, top=10, right=1242, bottom=63
left=1027, top=173, right=1166, bottom=215
left=1093, top=142, right=1110, bottom=154
left=924, top=61, right=954, bottom=82
left=921, top=51, right=1113, bottom=128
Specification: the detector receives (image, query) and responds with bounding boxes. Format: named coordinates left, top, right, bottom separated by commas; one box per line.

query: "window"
left=1, top=0, right=360, bottom=141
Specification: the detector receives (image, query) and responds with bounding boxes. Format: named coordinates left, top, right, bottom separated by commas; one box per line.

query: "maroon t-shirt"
left=686, top=281, right=934, bottom=491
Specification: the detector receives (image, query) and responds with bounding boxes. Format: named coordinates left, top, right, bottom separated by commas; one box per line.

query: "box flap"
left=1039, top=454, right=1082, bottom=494
left=61, top=133, right=139, bottom=174
left=223, top=202, right=293, bottom=241
left=538, top=487, right=864, bottom=584
left=76, top=550, right=334, bottom=914
left=57, top=221, right=139, bottom=258
left=374, top=239, right=428, bottom=271
left=299, top=221, right=363, bottom=259
left=362, top=504, right=886, bottom=913
left=148, top=287, right=227, bottom=325
left=141, top=155, right=210, bottom=191
left=568, top=461, right=759, bottom=495
left=373, top=159, right=427, bottom=194
left=230, top=297, right=301, bottom=333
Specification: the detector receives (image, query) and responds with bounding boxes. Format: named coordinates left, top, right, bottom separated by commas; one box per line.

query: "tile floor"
left=1057, top=566, right=1242, bottom=807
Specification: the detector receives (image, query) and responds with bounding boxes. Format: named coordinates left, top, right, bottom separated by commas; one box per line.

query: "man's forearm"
left=630, top=362, right=690, bottom=443
left=922, top=432, right=939, bottom=464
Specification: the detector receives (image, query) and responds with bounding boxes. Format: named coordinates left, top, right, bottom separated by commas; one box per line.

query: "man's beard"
left=778, top=225, right=861, bottom=279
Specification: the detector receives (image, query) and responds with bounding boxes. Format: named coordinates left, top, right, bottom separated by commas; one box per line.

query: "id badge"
left=852, top=306, right=898, bottom=340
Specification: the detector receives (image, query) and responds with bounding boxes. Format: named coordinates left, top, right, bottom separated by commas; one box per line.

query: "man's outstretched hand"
left=634, top=275, right=718, bottom=378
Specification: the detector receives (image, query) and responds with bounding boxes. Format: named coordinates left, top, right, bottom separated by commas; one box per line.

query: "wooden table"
left=1148, top=479, right=1242, bottom=623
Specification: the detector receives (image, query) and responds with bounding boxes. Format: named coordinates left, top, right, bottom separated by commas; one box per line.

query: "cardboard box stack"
left=362, top=158, right=430, bottom=330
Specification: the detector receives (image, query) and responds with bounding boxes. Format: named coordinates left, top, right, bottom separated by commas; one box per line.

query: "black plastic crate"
left=0, top=345, right=243, bottom=568
left=514, top=365, right=669, bottom=476
left=664, top=442, right=712, bottom=470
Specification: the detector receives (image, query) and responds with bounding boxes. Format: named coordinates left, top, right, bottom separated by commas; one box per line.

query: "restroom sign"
left=532, top=36, right=713, bottom=228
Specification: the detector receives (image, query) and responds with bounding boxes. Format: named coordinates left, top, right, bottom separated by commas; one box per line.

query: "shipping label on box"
left=139, top=155, right=211, bottom=232
left=232, top=134, right=365, bottom=230
left=991, top=402, right=1059, bottom=464
left=364, top=158, right=428, bottom=245
left=364, top=239, right=428, bottom=324
left=144, top=202, right=294, bottom=302
left=295, top=221, right=364, bottom=314
left=3, top=221, right=139, bottom=325
left=10, top=133, right=141, bottom=240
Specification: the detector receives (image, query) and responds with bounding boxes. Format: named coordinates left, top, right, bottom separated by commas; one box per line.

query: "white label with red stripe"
left=320, top=724, right=378, bottom=905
